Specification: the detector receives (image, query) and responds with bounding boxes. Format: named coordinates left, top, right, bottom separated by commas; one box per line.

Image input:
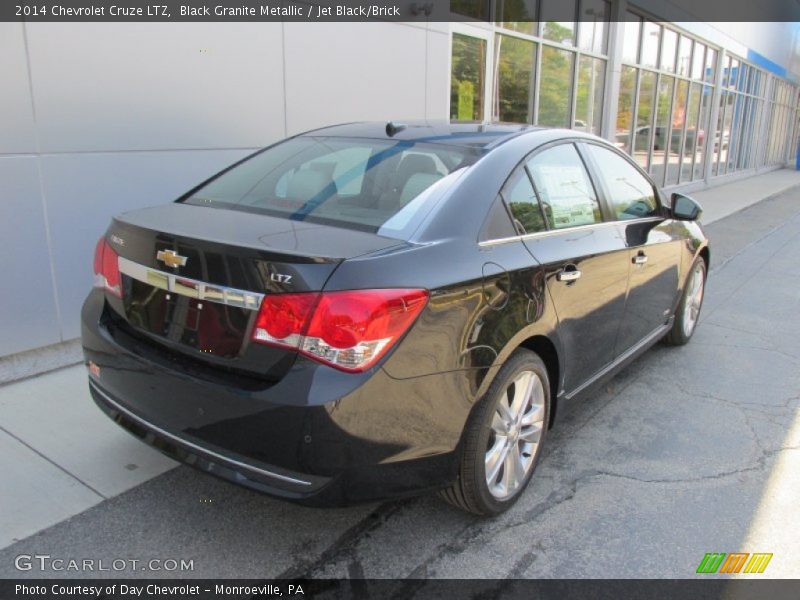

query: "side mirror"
left=671, top=193, right=703, bottom=221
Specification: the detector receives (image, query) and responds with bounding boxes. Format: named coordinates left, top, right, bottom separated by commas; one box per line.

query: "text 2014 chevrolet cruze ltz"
left=82, top=122, right=708, bottom=515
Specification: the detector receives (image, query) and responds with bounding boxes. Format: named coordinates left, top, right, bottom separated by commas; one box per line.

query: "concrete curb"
left=0, top=339, right=82, bottom=386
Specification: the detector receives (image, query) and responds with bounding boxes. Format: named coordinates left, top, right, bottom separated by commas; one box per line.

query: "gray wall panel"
left=283, top=22, right=429, bottom=134
left=0, top=157, right=61, bottom=355
left=39, top=149, right=253, bottom=341
left=425, top=28, right=450, bottom=120
left=0, top=24, right=38, bottom=155
left=25, top=23, right=286, bottom=153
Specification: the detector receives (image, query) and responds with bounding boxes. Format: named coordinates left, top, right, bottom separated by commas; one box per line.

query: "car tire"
left=439, top=349, right=550, bottom=516
left=664, top=256, right=707, bottom=346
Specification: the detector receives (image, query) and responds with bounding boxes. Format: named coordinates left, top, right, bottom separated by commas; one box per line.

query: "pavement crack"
left=674, top=381, right=797, bottom=415
left=275, top=500, right=408, bottom=579
left=692, top=338, right=800, bottom=363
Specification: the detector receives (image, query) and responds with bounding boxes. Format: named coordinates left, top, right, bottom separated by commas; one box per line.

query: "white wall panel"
left=283, top=22, right=429, bottom=134
left=0, top=24, right=38, bottom=155
left=25, top=23, right=286, bottom=153
left=38, top=149, right=254, bottom=340
left=0, top=157, right=60, bottom=355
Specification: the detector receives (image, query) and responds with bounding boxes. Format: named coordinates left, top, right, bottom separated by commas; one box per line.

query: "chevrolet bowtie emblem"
left=156, top=249, right=187, bottom=268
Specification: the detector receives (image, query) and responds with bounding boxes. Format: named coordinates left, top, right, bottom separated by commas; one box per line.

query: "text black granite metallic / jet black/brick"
left=82, top=122, right=709, bottom=515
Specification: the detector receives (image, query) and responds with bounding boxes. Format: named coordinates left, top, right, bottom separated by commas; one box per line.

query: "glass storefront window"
left=738, top=64, right=749, bottom=92
left=651, top=74, right=675, bottom=185
left=714, top=88, right=729, bottom=175
left=751, top=69, right=763, bottom=96
left=494, top=34, right=536, bottom=123
left=681, top=83, right=701, bottom=181
left=705, top=48, right=717, bottom=83
left=450, top=0, right=492, bottom=20
left=575, top=56, right=605, bottom=134
left=641, top=21, right=660, bottom=69
left=622, top=14, right=641, bottom=64
left=578, top=0, right=609, bottom=55
left=697, top=84, right=713, bottom=178
left=616, top=66, right=637, bottom=153
left=542, top=21, right=576, bottom=46
left=692, top=43, right=705, bottom=80
left=726, top=92, right=745, bottom=173
left=667, top=79, right=689, bottom=185
left=540, top=0, right=576, bottom=45
left=677, top=36, right=692, bottom=77
left=450, top=34, right=486, bottom=122
left=661, top=29, right=677, bottom=73
left=729, top=58, right=740, bottom=90
left=634, top=70, right=656, bottom=169
left=538, top=46, right=575, bottom=127
left=496, top=0, right=537, bottom=36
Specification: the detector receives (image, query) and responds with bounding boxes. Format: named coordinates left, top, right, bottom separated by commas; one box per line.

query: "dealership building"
left=1, top=1, right=799, bottom=372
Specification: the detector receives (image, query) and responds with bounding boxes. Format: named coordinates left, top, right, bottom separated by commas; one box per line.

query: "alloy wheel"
left=682, top=262, right=705, bottom=337
left=484, top=370, right=546, bottom=500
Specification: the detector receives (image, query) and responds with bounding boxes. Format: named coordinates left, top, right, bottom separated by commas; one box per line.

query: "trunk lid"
left=103, top=203, right=403, bottom=379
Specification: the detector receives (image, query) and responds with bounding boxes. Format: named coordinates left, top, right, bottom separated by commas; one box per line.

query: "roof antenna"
left=386, top=121, right=407, bottom=137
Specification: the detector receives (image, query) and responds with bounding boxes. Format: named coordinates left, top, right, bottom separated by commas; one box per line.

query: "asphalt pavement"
left=1, top=185, right=799, bottom=580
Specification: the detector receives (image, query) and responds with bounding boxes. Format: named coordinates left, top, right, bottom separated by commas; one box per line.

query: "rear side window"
left=583, top=144, right=659, bottom=219
left=184, top=137, right=478, bottom=238
left=526, top=144, right=602, bottom=229
left=501, top=167, right=546, bottom=235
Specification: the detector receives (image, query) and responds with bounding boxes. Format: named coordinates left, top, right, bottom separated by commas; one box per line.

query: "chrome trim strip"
left=118, top=256, right=264, bottom=310
left=89, top=379, right=313, bottom=487
left=478, top=217, right=665, bottom=247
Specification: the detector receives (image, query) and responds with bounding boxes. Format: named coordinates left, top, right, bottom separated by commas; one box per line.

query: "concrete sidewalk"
left=0, top=167, right=799, bottom=556
left=687, top=167, right=800, bottom=224
left=0, top=369, right=176, bottom=547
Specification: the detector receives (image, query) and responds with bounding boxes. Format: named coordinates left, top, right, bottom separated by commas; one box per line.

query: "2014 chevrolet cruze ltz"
left=82, top=122, right=708, bottom=515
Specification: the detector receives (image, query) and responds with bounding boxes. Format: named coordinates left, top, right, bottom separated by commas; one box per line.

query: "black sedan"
left=82, top=121, right=708, bottom=515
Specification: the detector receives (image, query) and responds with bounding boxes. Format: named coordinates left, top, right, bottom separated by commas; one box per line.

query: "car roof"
left=299, top=120, right=550, bottom=150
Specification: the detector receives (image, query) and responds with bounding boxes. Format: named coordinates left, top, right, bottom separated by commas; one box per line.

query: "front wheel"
left=664, top=256, right=706, bottom=346
left=439, top=350, right=550, bottom=515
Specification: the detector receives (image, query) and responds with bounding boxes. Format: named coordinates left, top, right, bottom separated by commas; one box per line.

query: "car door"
left=580, top=142, right=681, bottom=355
left=512, top=142, right=631, bottom=396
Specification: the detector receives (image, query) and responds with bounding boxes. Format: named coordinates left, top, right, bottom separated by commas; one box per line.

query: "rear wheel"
left=439, top=350, right=549, bottom=515
left=664, top=256, right=706, bottom=346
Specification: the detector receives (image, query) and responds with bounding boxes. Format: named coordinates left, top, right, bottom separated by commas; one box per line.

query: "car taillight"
left=93, top=237, right=122, bottom=298
left=252, top=289, right=428, bottom=372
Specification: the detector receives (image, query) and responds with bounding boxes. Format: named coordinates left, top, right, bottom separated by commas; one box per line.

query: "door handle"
left=557, top=268, right=582, bottom=282
left=632, top=253, right=648, bottom=265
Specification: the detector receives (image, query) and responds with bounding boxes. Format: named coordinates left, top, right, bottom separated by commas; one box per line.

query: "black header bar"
left=3, top=0, right=800, bottom=22
left=3, top=579, right=800, bottom=600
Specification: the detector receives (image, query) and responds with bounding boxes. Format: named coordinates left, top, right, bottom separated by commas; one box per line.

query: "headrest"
left=399, top=172, right=443, bottom=206
left=393, top=154, right=438, bottom=189
left=286, top=169, right=335, bottom=203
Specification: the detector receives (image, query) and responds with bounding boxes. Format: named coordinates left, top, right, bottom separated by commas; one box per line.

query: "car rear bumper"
left=89, top=379, right=329, bottom=498
left=81, top=291, right=482, bottom=505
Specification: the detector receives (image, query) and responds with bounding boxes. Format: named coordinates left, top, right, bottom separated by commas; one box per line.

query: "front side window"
left=184, top=137, right=477, bottom=238
left=526, top=144, right=602, bottom=229
left=584, top=144, right=659, bottom=219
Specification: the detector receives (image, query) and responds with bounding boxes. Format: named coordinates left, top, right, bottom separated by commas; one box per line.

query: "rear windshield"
left=183, top=136, right=479, bottom=237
